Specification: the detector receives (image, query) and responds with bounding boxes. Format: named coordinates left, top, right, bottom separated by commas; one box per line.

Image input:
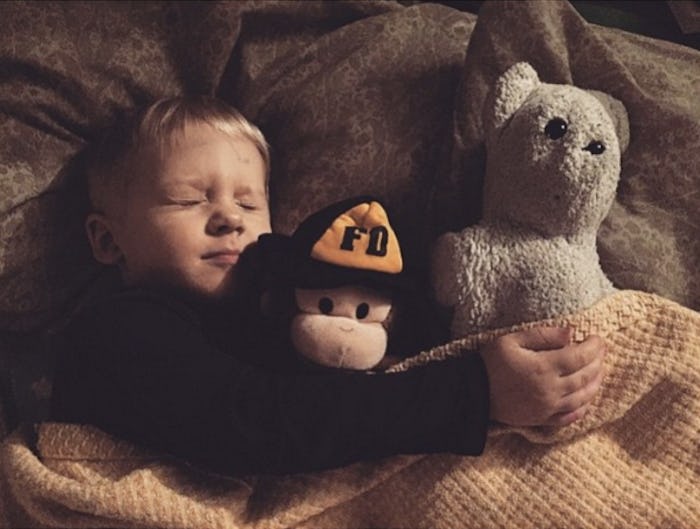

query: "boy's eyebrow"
left=235, top=184, right=255, bottom=194
left=234, top=183, right=268, bottom=196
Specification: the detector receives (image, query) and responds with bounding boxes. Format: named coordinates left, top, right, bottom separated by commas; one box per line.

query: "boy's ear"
left=85, top=213, right=123, bottom=265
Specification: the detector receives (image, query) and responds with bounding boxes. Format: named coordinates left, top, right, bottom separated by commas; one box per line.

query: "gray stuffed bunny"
left=432, top=62, right=630, bottom=337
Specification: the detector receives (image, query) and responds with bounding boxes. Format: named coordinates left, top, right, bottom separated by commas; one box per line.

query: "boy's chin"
left=204, top=268, right=244, bottom=299
left=188, top=275, right=238, bottom=301
left=129, top=270, right=239, bottom=303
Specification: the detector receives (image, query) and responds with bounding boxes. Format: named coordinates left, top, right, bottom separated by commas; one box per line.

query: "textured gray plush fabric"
left=432, top=62, right=627, bottom=335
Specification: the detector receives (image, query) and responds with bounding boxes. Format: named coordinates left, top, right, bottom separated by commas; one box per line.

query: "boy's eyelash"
left=173, top=199, right=205, bottom=206
left=236, top=200, right=258, bottom=210
left=167, top=197, right=260, bottom=209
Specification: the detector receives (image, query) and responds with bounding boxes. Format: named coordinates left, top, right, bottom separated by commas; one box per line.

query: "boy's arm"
left=50, top=289, right=489, bottom=476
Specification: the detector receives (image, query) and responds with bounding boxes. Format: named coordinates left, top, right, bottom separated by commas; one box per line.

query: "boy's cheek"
left=251, top=215, right=272, bottom=238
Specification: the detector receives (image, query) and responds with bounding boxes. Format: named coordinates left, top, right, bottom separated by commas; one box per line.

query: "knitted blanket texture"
left=1, top=290, right=698, bottom=529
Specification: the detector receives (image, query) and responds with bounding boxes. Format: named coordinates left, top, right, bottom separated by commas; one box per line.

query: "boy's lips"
left=202, top=249, right=240, bottom=266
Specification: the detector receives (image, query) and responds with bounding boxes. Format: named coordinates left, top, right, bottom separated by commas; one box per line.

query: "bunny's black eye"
left=584, top=141, right=606, bottom=155
left=318, top=297, right=334, bottom=314
left=355, top=303, right=370, bottom=320
left=544, top=118, right=568, bottom=140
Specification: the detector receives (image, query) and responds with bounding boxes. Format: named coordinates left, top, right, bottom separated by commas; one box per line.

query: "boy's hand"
left=481, top=327, right=606, bottom=427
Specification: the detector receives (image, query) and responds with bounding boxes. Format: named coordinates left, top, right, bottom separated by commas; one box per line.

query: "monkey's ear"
left=377, top=303, right=401, bottom=370
left=383, top=297, right=406, bottom=358
left=382, top=302, right=396, bottom=331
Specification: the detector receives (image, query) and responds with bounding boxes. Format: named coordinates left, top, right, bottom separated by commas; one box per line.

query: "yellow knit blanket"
left=1, top=290, right=699, bottom=529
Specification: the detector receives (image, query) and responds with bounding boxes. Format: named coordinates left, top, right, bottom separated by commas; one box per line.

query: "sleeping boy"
left=49, top=96, right=607, bottom=476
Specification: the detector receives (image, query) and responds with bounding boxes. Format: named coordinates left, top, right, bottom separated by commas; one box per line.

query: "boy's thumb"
left=514, top=326, right=573, bottom=351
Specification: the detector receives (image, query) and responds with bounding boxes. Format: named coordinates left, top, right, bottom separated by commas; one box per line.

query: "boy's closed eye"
left=163, top=195, right=207, bottom=207
left=235, top=199, right=260, bottom=211
left=162, top=194, right=264, bottom=210
left=158, top=182, right=207, bottom=206
left=174, top=197, right=207, bottom=206
left=234, top=189, right=266, bottom=211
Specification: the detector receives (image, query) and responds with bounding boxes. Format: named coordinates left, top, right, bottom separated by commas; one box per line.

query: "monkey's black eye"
left=544, top=118, right=568, bottom=140
left=355, top=303, right=370, bottom=320
left=318, top=297, right=334, bottom=314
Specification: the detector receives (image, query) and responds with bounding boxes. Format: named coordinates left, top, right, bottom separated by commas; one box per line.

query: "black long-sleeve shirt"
left=49, top=288, right=489, bottom=476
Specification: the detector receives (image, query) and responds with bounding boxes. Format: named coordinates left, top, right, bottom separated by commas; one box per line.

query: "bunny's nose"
left=583, top=141, right=606, bottom=155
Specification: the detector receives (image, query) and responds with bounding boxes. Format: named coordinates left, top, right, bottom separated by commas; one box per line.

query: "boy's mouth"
left=202, top=249, right=240, bottom=266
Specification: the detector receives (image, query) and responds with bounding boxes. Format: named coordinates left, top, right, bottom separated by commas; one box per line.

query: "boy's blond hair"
left=86, top=96, right=270, bottom=215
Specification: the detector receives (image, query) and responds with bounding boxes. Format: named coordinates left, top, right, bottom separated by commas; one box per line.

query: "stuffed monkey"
left=258, top=196, right=408, bottom=370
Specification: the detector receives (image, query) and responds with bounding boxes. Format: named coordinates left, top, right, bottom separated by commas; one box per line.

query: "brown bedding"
left=1, top=0, right=699, bottom=527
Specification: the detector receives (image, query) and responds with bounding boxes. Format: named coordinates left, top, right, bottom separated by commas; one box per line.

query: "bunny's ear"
left=587, top=90, right=630, bottom=154
left=483, top=62, right=540, bottom=144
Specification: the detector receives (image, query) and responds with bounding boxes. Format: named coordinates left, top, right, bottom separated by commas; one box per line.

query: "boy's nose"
left=206, top=210, right=244, bottom=235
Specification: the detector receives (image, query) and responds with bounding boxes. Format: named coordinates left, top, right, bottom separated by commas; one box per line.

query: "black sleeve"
left=50, top=290, right=489, bottom=476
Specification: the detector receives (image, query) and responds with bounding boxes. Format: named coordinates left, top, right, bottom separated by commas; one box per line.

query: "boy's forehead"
left=135, top=124, right=266, bottom=185
left=161, top=123, right=258, bottom=158
left=167, top=121, right=244, bottom=146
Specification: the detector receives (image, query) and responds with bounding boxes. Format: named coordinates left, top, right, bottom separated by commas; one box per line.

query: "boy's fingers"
left=550, top=335, right=606, bottom=376
left=556, top=368, right=605, bottom=414
left=559, top=355, right=604, bottom=395
left=547, top=403, right=591, bottom=426
left=512, top=326, right=573, bottom=351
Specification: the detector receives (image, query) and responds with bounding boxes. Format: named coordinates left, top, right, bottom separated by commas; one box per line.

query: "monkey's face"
left=291, top=285, right=392, bottom=370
